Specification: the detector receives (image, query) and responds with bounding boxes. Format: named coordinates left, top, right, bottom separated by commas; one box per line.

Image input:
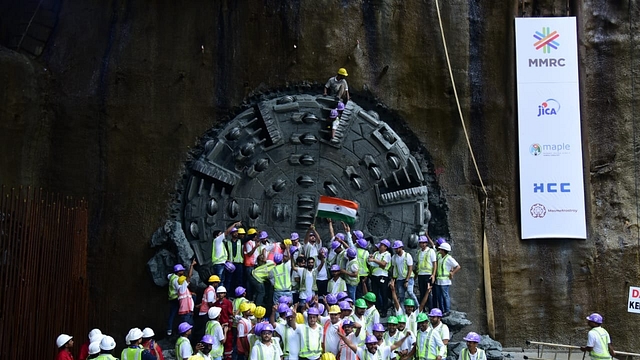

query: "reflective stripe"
left=226, top=240, right=243, bottom=263
left=95, top=355, right=118, bottom=360
left=371, top=252, right=391, bottom=276
left=345, top=259, right=359, bottom=285
left=281, top=326, right=290, bottom=355
left=205, top=321, right=224, bottom=357
left=168, top=274, right=179, bottom=300
left=461, top=349, right=486, bottom=360
left=253, top=262, right=275, bottom=283
left=436, top=254, right=450, bottom=281
left=121, top=347, right=143, bottom=360
left=589, top=328, right=612, bottom=360
left=432, top=324, right=448, bottom=356
left=393, top=253, right=412, bottom=279
left=417, top=329, right=434, bottom=359
left=300, top=269, right=318, bottom=292
left=357, top=248, right=370, bottom=276
left=256, top=343, right=277, bottom=360
left=200, top=286, right=215, bottom=315
left=175, top=337, right=190, bottom=359
left=272, top=264, right=292, bottom=291
left=212, top=239, right=228, bottom=264
left=299, top=326, right=322, bottom=359
left=417, top=248, right=435, bottom=275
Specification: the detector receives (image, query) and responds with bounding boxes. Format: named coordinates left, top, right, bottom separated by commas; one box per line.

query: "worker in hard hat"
left=295, top=306, right=323, bottom=360
left=337, top=319, right=361, bottom=360
left=212, top=286, right=234, bottom=360
left=458, top=332, right=485, bottom=360
left=225, top=226, right=244, bottom=291
left=249, top=254, right=275, bottom=306
left=212, top=222, right=242, bottom=287
left=273, top=309, right=298, bottom=360
left=269, top=243, right=293, bottom=305
left=79, top=329, right=102, bottom=360
left=122, top=328, right=155, bottom=360
left=87, top=341, right=101, bottom=360
left=324, top=68, right=350, bottom=103
left=243, top=228, right=259, bottom=299
left=250, top=323, right=282, bottom=360
left=362, top=292, right=380, bottom=335
left=177, top=258, right=197, bottom=325
left=405, top=313, right=445, bottom=360
left=176, top=323, right=194, bottom=360
left=580, top=313, right=616, bottom=360
left=141, top=328, right=164, bottom=360
left=98, top=336, right=117, bottom=360
left=383, top=316, right=403, bottom=347
left=323, top=305, right=344, bottom=354
left=205, top=307, right=226, bottom=360
left=428, top=307, right=450, bottom=359
left=236, top=302, right=254, bottom=360
left=434, top=242, right=460, bottom=316
left=338, top=331, right=410, bottom=360
left=194, top=275, right=220, bottom=341
left=349, top=299, right=367, bottom=344
left=167, top=263, right=186, bottom=336
left=191, top=335, right=216, bottom=360
left=56, top=334, right=74, bottom=360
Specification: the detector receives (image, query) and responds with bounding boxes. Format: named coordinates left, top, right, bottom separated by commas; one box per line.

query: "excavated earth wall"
left=0, top=0, right=639, bottom=350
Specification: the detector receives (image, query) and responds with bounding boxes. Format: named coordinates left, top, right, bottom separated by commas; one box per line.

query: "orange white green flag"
left=316, top=195, right=359, bottom=225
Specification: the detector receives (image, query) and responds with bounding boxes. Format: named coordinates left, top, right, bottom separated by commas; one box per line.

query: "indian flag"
left=316, top=196, right=359, bottom=224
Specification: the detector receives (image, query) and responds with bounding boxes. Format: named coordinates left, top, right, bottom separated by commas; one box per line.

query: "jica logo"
left=537, top=99, right=560, bottom=117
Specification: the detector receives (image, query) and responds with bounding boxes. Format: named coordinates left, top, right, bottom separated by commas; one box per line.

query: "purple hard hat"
left=274, top=253, right=284, bottom=264
left=392, top=240, right=404, bottom=249
left=331, top=241, right=341, bottom=250
left=377, top=239, right=391, bottom=248
left=326, top=294, right=338, bottom=305
left=586, top=313, right=603, bottom=324
left=372, top=323, right=385, bottom=332
left=353, top=230, right=364, bottom=239
left=337, top=292, right=348, bottom=301
left=178, top=322, right=193, bottom=334
left=365, top=335, right=378, bottom=344
left=346, top=297, right=354, bottom=303
left=230, top=227, right=238, bottom=233
left=337, top=102, right=345, bottom=111
left=262, top=324, right=274, bottom=333
left=173, top=264, right=186, bottom=272
left=291, top=232, right=300, bottom=240
left=254, top=322, right=265, bottom=335
left=259, top=231, right=268, bottom=239
left=330, top=264, right=341, bottom=272
left=463, top=332, right=482, bottom=343
left=346, top=248, right=357, bottom=259
left=318, top=304, right=325, bottom=315
left=201, top=335, right=214, bottom=345
left=278, top=304, right=290, bottom=314
left=307, top=307, right=320, bottom=316
left=289, top=245, right=298, bottom=255
left=436, top=237, right=446, bottom=246
left=339, top=301, right=351, bottom=310
left=428, top=308, right=443, bottom=317
left=356, top=238, right=368, bottom=248
left=285, top=309, right=294, bottom=318
left=278, top=295, right=289, bottom=304
left=342, top=319, right=353, bottom=326
left=235, top=286, right=246, bottom=297
left=336, top=233, right=345, bottom=241
left=224, top=261, right=236, bottom=273
left=419, top=235, right=429, bottom=243
left=330, top=109, right=339, bottom=119
left=320, top=247, right=328, bottom=255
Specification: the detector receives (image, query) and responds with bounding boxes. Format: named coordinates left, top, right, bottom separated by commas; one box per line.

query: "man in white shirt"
left=390, top=241, right=419, bottom=311
left=327, top=265, right=347, bottom=294
left=323, top=68, right=350, bottom=103
left=338, top=333, right=410, bottom=360
left=211, top=223, right=241, bottom=284
left=322, top=305, right=343, bottom=354
left=580, top=313, right=615, bottom=360
left=296, top=307, right=323, bottom=360
left=434, top=242, right=460, bottom=315
left=459, top=332, right=486, bottom=360
left=250, top=323, right=283, bottom=360
left=406, top=313, right=445, bottom=360
left=416, top=235, right=437, bottom=310
left=274, top=310, right=299, bottom=360
left=337, top=320, right=361, bottom=360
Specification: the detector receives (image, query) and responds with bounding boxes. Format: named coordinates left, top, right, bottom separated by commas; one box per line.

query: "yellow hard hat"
left=208, top=275, right=221, bottom=283
left=239, top=302, right=252, bottom=313
left=337, top=68, right=348, bottom=76
left=248, top=303, right=257, bottom=313
left=283, top=239, right=292, bottom=246
left=322, top=353, right=337, bottom=360
left=254, top=306, right=266, bottom=319
left=296, top=313, right=305, bottom=324
left=328, top=305, right=341, bottom=314
left=237, top=228, right=246, bottom=234
left=178, top=276, right=187, bottom=285
left=247, top=228, right=257, bottom=235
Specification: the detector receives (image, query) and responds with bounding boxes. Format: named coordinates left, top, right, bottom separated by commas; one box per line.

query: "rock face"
left=0, top=0, right=639, bottom=350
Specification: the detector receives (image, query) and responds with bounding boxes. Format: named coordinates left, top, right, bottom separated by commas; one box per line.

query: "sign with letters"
left=515, top=17, right=587, bottom=239
left=629, top=286, right=640, bottom=314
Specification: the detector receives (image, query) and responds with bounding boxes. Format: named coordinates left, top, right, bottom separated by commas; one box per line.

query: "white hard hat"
left=439, top=242, right=451, bottom=252
left=124, top=332, right=130, bottom=345
left=208, top=307, right=222, bottom=319
left=88, top=328, right=103, bottom=343
left=216, top=286, right=227, bottom=293
left=142, top=327, right=155, bottom=338
left=56, top=334, right=73, bottom=348
left=88, top=341, right=102, bottom=355
left=127, top=328, right=143, bottom=342
left=100, top=335, right=116, bottom=351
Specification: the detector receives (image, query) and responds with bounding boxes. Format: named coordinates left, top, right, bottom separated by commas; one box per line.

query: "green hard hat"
left=387, top=316, right=398, bottom=325
left=355, top=299, right=367, bottom=308
left=397, top=314, right=407, bottom=323
left=417, top=313, right=428, bottom=323
left=404, top=298, right=416, bottom=307
left=363, top=292, right=376, bottom=303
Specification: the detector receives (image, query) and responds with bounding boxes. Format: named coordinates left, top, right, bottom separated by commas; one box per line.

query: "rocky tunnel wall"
left=0, top=0, right=639, bottom=349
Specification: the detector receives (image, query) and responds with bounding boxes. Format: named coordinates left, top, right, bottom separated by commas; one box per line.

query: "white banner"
left=629, top=286, right=640, bottom=314
left=516, top=17, right=586, bottom=239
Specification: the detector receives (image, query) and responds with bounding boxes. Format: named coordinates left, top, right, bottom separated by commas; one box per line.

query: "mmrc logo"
left=534, top=27, right=560, bottom=53
left=538, top=99, right=560, bottom=116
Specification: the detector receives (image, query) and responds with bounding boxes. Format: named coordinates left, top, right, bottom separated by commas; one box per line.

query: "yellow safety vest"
left=226, top=240, right=243, bottom=263
left=357, top=248, right=370, bottom=276
left=461, top=349, right=486, bottom=360
left=345, top=259, right=360, bottom=285
left=300, top=269, right=318, bottom=292
left=255, top=343, right=278, bottom=360
left=417, top=329, right=435, bottom=360
left=168, top=273, right=179, bottom=300
left=298, top=325, right=322, bottom=359
left=121, top=347, right=143, bottom=360
left=95, top=355, right=118, bottom=360
left=252, top=262, right=275, bottom=283
left=371, top=252, right=391, bottom=276
left=205, top=321, right=224, bottom=357
left=175, top=337, right=191, bottom=359
left=589, top=327, right=612, bottom=360
left=436, top=254, right=450, bottom=281
left=212, top=238, right=228, bottom=265
left=417, top=248, right=435, bottom=275
left=272, top=263, right=292, bottom=291
left=393, top=253, right=413, bottom=279
left=279, top=326, right=291, bottom=355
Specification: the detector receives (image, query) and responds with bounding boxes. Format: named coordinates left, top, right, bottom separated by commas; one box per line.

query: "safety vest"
left=211, top=239, right=228, bottom=265
left=121, top=347, right=143, bottom=360
left=356, top=248, right=370, bottom=276
left=178, top=284, right=193, bottom=315
left=461, top=348, right=486, bottom=360
left=371, top=251, right=391, bottom=276
left=168, top=273, right=179, bottom=300
left=300, top=269, right=318, bottom=292
left=252, top=262, right=275, bottom=283
left=345, top=259, right=360, bottom=285
left=589, top=327, right=612, bottom=360
left=383, top=330, right=402, bottom=346
left=298, top=325, right=322, bottom=359
left=279, top=325, right=292, bottom=355
left=94, top=355, right=118, bottom=360
left=365, top=307, right=379, bottom=332
left=175, top=337, right=191, bottom=360
left=431, top=323, right=448, bottom=356
left=226, top=239, right=243, bottom=263
left=417, top=248, right=435, bottom=275
left=393, top=253, right=413, bottom=279
left=417, top=329, right=435, bottom=360
left=436, top=254, right=450, bottom=281
left=207, top=321, right=224, bottom=357
left=272, top=263, right=292, bottom=291
left=328, top=277, right=346, bottom=294
left=255, top=342, right=278, bottom=360
left=200, top=286, right=215, bottom=315
left=360, top=348, right=384, bottom=360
